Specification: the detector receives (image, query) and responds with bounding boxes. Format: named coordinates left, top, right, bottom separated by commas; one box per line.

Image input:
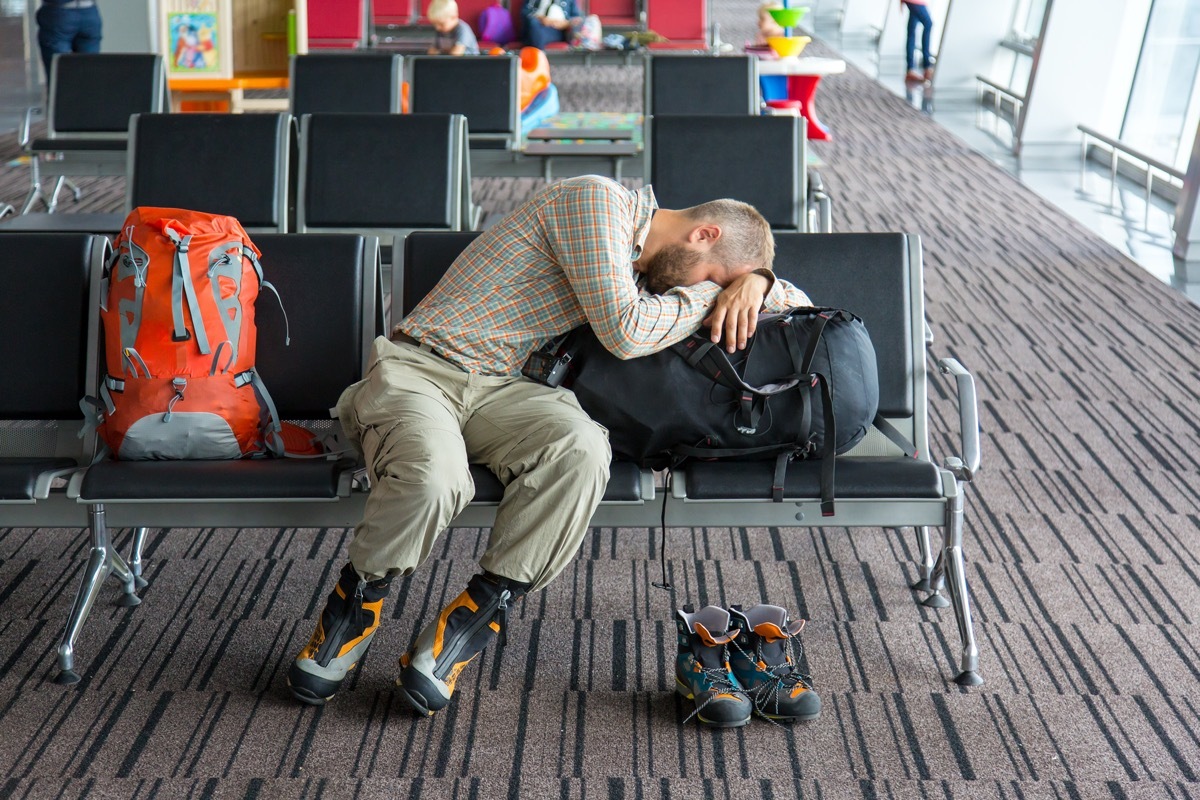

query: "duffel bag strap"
left=672, top=338, right=803, bottom=396
left=783, top=308, right=846, bottom=376
left=815, top=372, right=837, bottom=517
left=873, top=413, right=918, bottom=458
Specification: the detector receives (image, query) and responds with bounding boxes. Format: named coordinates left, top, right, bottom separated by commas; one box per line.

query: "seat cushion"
left=30, top=138, right=127, bottom=152
left=78, top=458, right=359, bottom=502
left=0, top=457, right=76, bottom=501
left=684, top=457, right=942, bottom=501
left=469, top=459, right=644, bottom=503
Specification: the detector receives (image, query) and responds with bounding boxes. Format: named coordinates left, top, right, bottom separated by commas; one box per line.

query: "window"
left=1008, top=0, right=1049, bottom=46
left=1121, top=0, right=1200, bottom=170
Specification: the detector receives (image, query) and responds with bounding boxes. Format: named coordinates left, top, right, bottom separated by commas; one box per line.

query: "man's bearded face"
left=640, top=243, right=703, bottom=295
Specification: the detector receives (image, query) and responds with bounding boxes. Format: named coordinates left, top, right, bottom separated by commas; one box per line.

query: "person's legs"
left=903, top=3, right=919, bottom=74
left=35, top=4, right=72, bottom=83
left=71, top=6, right=103, bottom=54
left=464, top=379, right=611, bottom=591
left=345, top=339, right=476, bottom=580
left=288, top=338, right=476, bottom=705
left=915, top=5, right=934, bottom=70
left=396, top=377, right=611, bottom=716
left=525, top=18, right=567, bottom=49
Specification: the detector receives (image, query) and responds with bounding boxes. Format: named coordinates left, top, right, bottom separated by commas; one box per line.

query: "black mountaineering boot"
left=396, top=571, right=529, bottom=717
left=728, top=604, right=821, bottom=722
left=674, top=604, right=753, bottom=728
left=288, top=563, right=391, bottom=705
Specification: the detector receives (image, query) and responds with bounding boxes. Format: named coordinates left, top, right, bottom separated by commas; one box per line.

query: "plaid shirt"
left=398, top=175, right=811, bottom=376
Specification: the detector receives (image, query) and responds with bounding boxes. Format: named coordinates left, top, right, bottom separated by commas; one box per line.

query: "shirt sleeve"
left=544, top=180, right=721, bottom=359
left=456, top=22, right=479, bottom=51
left=763, top=276, right=812, bottom=311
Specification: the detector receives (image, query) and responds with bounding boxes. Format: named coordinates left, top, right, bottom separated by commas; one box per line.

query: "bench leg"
left=129, top=526, right=150, bottom=590
left=910, top=526, right=935, bottom=592
left=55, top=504, right=142, bottom=685
left=942, top=484, right=983, bottom=686
left=921, top=540, right=951, bottom=608
left=20, top=157, right=47, bottom=214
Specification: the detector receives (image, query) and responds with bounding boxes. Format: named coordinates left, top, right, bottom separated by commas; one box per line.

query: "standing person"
left=427, top=0, right=480, bottom=55
left=521, top=0, right=581, bottom=50
left=35, top=0, right=103, bottom=84
left=902, top=0, right=934, bottom=82
left=286, top=175, right=812, bottom=717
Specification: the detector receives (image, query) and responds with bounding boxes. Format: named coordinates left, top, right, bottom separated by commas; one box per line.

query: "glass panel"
left=1121, top=0, right=1200, bottom=169
left=1007, top=0, right=1046, bottom=46
left=1011, top=52, right=1032, bottom=97
left=1018, top=0, right=1049, bottom=42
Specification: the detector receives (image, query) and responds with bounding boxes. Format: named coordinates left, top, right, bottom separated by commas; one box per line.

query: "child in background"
left=428, top=0, right=480, bottom=55
left=756, top=2, right=784, bottom=45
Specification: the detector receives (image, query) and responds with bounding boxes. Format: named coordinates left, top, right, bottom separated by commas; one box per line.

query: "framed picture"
left=160, top=0, right=234, bottom=79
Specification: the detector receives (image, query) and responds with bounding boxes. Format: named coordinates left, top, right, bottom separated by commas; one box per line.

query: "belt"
left=393, top=331, right=433, bottom=353
left=393, top=332, right=466, bottom=371
left=44, top=1, right=97, bottom=7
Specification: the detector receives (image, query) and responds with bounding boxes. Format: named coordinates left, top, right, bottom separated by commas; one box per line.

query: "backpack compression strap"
left=163, top=227, right=211, bottom=355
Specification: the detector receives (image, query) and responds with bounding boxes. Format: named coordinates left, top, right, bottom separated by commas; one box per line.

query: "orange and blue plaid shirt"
left=398, top=175, right=811, bottom=376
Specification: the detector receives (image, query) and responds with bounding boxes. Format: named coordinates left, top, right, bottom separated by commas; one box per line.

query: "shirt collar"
left=630, top=185, right=657, bottom=262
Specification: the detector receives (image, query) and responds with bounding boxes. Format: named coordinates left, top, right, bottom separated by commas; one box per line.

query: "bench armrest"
left=937, top=357, right=980, bottom=481
left=19, top=106, right=39, bottom=149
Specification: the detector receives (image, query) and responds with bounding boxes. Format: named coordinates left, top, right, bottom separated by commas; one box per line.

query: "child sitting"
left=756, top=2, right=784, bottom=45
left=428, top=0, right=480, bottom=55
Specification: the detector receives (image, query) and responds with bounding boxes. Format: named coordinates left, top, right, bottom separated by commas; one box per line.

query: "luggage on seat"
left=564, top=307, right=895, bottom=512
left=89, top=207, right=286, bottom=460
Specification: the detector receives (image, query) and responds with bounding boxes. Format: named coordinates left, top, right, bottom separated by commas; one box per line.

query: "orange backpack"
left=93, top=207, right=286, bottom=459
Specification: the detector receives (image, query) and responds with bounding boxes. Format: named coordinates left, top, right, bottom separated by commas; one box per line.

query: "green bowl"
left=767, top=6, right=808, bottom=28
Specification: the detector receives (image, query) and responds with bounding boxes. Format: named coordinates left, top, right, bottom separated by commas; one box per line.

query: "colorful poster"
left=169, top=13, right=220, bottom=73
left=160, top=0, right=233, bottom=79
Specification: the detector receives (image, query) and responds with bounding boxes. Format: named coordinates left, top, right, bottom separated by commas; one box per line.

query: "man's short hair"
left=681, top=199, right=775, bottom=274
left=428, top=0, right=459, bottom=21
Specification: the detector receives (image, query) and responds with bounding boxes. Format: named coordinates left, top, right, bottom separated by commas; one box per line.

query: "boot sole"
left=287, top=662, right=352, bottom=706
left=756, top=709, right=821, bottom=723
left=395, top=668, right=450, bottom=717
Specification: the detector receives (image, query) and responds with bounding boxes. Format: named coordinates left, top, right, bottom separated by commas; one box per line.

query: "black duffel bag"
left=562, top=307, right=901, bottom=514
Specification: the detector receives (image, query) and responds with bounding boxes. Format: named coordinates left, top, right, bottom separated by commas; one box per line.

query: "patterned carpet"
left=3, top=1, right=1200, bottom=798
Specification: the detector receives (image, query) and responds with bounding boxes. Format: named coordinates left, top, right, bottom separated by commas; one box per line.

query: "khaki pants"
left=336, top=336, right=611, bottom=591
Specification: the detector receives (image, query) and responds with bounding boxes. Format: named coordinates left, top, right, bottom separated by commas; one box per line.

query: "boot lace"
left=732, top=635, right=814, bottom=725
left=682, top=658, right=743, bottom=725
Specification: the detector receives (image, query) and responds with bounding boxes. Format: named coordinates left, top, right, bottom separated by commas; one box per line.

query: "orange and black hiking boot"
left=287, top=563, right=390, bottom=705
left=396, top=572, right=528, bottom=717
left=674, top=605, right=753, bottom=728
left=728, top=604, right=821, bottom=722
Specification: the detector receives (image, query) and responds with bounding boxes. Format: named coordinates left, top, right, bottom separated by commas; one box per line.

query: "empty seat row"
left=3, top=111, right=474, bottom=242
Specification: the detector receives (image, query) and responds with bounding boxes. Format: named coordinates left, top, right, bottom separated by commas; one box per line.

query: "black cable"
left=652, top=467, right=673, bottom=590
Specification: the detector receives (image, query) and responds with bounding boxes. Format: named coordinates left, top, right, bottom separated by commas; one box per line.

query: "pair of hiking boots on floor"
left=287, top=564, right=527, bottom=715
left=675, top=603, right=821, bottom=728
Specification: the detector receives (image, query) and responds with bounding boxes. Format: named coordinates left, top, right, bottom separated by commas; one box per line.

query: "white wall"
left=1021, top=0, right=1151, bottom=145
left=101, top=0, right=156, bottom=54
left=935, top=0, right=1017, bottom=94
left=840, top=0, right=887, bottom=39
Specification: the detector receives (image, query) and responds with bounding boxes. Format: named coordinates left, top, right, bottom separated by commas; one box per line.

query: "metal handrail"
left=975, top=75, right=1026, bottom=104
left=975, top=75, right=1025, bottom=155
left=1077, top=124, right=1183, bottom=219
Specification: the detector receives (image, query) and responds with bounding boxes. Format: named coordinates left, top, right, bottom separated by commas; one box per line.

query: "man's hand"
left=703, top=271, right=771, bottom=353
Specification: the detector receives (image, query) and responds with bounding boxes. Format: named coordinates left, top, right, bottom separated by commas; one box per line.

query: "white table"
left=756, top=56, right=847, bottom=140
